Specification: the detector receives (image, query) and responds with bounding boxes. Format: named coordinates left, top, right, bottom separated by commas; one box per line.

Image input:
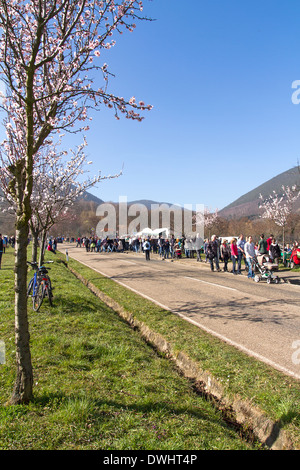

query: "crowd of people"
left=0, top=234, right=15, bottom=269
left=204, top=233, right=296, bottom=279
left=0, top=231, right=299, bottom=275
left=73, top=235, right=199, bottom=261
left=73, top=232, right=299, bottom=279
left=72, top=233, right=295, bottom=275
left=0, top=229, right=298, bottom=283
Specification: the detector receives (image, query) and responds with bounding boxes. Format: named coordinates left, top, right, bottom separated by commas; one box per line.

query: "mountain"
left=81, top=191, right=104, bottom=205
left=123, top=199, right=178, bottom=209
left=219, top=166, right=300, bottom=219
left=0, top=186, right=182, bottom=235
left=86, top=195, right=178, bottom=209
left=2, top=166, right=299, bottom=234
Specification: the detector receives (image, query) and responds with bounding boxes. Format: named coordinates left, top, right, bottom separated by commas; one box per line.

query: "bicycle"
left=27, top=261, right=54, bottom=311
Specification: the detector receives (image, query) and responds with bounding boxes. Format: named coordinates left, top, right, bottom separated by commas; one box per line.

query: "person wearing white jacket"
left=143, top=239, right=151, bottom=261
left=244, top=236, right=256, bottom=279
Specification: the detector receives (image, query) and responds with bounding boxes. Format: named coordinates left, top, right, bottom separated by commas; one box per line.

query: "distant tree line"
left=45, top=200, right=300, bottom=246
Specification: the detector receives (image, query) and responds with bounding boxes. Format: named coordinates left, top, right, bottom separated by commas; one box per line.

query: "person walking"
left=220, top=239, right=230, bottom=272
left=258, top=234, right=267, bottom=256
left=269, top=238, right=281, bottom=264
left=143, top=238, right=151, bottom=261
left=204, top=239, right=209, bottom=262
left=237, top=234, right=246, bottom=274
left=84, top=237, right=90, bottom=252
left=163, top=239, right=170, bottom=259
left=170, top=235, right=175, bottom=259
left=230, top=238, right=238, bottom=274
left=244, top=236, right=256, bottom=279
left=158, top=236, right=163, bottom=258
left=207, top=235, right=221, bottom=271
left=195, top=233, right=202, bottom=262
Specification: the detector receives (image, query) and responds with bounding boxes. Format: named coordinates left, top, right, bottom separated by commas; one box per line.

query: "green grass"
left=0, top=248, right=262, bottom=450
left=61, top=252, right=300, bottom=447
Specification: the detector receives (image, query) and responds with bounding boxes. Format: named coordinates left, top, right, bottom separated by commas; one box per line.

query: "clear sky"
left=15, top=1, right=300, bottom=211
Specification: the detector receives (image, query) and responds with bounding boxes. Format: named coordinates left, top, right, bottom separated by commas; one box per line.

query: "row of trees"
left=47, top=195, right=300, bottom=245
left=3, top=185, right=300, bottom=247
left=0, top=1, right=299, bottom=408
left=199, top=185, right=300, bottom=244
left=0, top=0, right=152, bottom=405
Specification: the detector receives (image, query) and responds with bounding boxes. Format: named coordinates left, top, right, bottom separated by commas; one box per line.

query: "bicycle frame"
left=27, top=261, right=53, bottom=310
left=32, top=270, right=39, bottom=297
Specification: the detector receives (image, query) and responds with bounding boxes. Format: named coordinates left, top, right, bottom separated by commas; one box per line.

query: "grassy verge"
left=61, top=252, right=300, bottom=448
left=0, top=248, right=264, bottom=450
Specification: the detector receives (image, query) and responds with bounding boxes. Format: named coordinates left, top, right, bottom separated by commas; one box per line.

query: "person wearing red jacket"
left=231, top=238, right=238, bottom=274
left=267, top=234, right=273, bottom=251
left=290, top=242, right=300, bottom=266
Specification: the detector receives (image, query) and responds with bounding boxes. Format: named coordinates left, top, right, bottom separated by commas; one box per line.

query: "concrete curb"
left=66, top=263, right=297, bottom=450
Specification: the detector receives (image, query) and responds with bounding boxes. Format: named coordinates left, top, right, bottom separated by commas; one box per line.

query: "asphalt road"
left=60, top=244, right=300, bottom=381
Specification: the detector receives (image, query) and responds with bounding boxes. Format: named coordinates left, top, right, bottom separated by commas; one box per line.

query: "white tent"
left=152, top=228, right=170, bottom=238
left=135, top=227, right=170, bottom=238
left=136, top=227, right=154, bottom=237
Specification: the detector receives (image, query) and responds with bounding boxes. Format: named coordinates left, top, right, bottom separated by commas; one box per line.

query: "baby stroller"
left=252, top=256, right=279, bottom=284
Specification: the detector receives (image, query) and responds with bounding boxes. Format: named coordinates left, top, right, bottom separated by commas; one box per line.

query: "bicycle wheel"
left=45, top=282, right=53, bottom=306
left=32, top=281, right=44, bottom=311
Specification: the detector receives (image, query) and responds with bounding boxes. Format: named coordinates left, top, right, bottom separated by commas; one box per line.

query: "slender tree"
left=0, top=0, right=152, bottom=404
left=30, top=139, right=121, bottom=265
left=194, top=207, right=219, bottom=239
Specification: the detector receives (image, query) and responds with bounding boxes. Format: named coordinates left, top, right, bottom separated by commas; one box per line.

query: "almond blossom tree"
left=0, top=0, right=152, bottom=404
left=259, top=185, right=300, bottom=257
left=193, top=207, right=219, bottom=239
left=31, top=139, right=122, bottom=266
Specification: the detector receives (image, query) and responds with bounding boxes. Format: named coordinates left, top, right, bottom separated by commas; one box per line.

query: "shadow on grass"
left=36, top=292, right=115, bottom=317
left=31, top=389, right=298, bottom=446
left=31, top=391, right=235, bottom=430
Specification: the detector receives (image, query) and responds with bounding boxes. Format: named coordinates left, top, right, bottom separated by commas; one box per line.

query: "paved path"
left=60, top=244, right=300, bottom=381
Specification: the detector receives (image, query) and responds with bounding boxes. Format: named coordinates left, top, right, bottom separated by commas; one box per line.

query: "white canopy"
left=135, top=227, right=170, bottom=238
left=152, top=228, right=169, bottom=238
left=135, top=227, right=154, bottom=236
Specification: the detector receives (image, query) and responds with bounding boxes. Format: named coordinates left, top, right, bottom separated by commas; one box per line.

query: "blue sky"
left=82, top=0, right=300, bottom=211
left=11, top=0, right=300, bottom=211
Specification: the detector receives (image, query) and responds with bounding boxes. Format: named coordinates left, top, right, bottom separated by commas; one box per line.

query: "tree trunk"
left=8, top=155, right=34, bottom=404
left=39, top=230, right=47, bottom=266
left=10, top=219, right=33, bottom=404
left=31, top=229, right=39, bottom=264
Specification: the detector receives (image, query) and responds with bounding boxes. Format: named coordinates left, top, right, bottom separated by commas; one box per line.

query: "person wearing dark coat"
left=269, top=238, right=281, bottom=264
left=207, top=235, right=221, bottom=271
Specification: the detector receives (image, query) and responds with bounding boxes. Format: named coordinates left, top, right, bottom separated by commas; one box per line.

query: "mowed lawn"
left=0, top=249, right=262, bottom=450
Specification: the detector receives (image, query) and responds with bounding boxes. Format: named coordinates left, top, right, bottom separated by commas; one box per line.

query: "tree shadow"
left=31, top=391, right=247, bottom=438
left=170, top=297, right=296, bottom=326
